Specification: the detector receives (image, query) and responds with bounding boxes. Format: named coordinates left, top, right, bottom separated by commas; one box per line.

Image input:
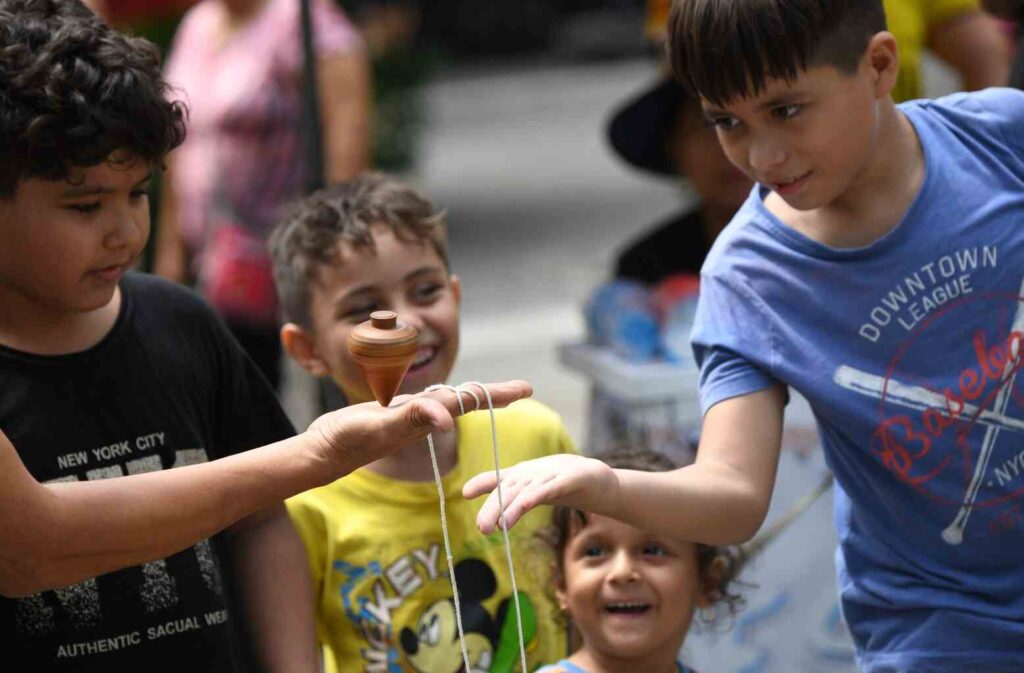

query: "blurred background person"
left=884, top=0, right=1010, bottom=101
left=155, top=0, right=370, bottom=389
left=982, top=0, right=1024, bottom=88
left=607, top=74, right=751, bottom=285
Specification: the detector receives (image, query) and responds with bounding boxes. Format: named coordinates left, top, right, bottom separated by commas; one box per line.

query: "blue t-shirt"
left=692, top=88, right=1024, bottom=673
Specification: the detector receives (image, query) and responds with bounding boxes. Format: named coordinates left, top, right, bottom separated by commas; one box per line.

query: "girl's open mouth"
left=604, top=602, right=652, bottom=616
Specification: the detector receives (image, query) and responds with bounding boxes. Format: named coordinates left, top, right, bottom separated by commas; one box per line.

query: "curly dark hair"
left=544, top=448, right=746, bottom=627
left=269, top=171, right=449, bottom=329
left=0, top=0, right=187, bottom=197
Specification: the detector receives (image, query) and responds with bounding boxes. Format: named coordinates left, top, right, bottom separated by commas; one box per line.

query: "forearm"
left=319, top=51, right=371, bottom=182
left=609, top=461, right=773, bottom=546
left=0, top=381, right=532, bottom=596
left=0, top=431, right=336, bottom=596
left=573, top=386, right=783, bottom=545
left=230, top=506, right=318, bottom=673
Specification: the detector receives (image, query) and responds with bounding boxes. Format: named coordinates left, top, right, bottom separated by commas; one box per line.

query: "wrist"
left=602, top=466, right=629, bottom=520
left=293, top=427, right=354, bottom=489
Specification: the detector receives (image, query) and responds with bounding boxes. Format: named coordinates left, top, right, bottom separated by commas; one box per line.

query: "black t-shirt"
left=0, top=273, right=295, bottom=672
left=614, top=209, right=712, bottom=284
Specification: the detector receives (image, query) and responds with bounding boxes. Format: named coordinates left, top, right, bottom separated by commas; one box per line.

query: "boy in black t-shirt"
left=0, top=2, right=532, bottom=670
left=0, top=2, right=315, bottom=670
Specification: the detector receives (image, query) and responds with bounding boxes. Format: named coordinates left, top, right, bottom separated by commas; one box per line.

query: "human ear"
left=280, top=323, right=330, bottom=377
left=450, top=274, right=462, bottom=306
left=552, top=562, right=568, bottom=612
left=696, top=555, right=727, bottom=608
left=865, top=31, right=900, bottom=99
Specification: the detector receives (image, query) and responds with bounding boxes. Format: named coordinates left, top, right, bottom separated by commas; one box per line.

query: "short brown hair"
left=268, top=172, right=449, bottom=329
left=669, top=0, right=887, bottom=106
left=544, top=448, right=746, bottom=625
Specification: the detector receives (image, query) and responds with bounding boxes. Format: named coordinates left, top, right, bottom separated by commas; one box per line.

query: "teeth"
left=412, top=348, right=434, bottom=368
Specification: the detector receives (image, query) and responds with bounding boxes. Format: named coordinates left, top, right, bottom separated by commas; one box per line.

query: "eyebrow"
left=335, top=285, right=373, bottom=308
left=404, top=265, right=444, bottom=282
left=60, top=172, right=153, bottom=198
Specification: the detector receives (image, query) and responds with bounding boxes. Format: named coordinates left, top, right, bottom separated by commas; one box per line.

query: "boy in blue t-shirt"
left=465, top=1, right=1024, bottom=671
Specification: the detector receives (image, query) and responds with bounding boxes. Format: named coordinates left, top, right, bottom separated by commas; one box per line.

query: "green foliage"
left=370, top=47, right=439, bottom=171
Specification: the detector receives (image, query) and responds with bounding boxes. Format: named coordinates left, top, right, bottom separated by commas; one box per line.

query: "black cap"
left=607, top=76, right=688, bottom=177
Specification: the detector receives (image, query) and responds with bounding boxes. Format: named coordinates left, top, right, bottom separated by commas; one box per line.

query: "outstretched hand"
left=462, top=453, right=619, bottom=534
left=306, top=380, right=533, bottom=479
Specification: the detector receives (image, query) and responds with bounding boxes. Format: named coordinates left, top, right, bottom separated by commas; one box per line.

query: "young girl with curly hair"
left=537, top=449, right=744, bottom=673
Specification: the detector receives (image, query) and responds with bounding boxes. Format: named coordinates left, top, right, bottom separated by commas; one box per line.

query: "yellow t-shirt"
left=287, top=399, right=577, bottom=673
left=885, top=0, right=980, bottom=102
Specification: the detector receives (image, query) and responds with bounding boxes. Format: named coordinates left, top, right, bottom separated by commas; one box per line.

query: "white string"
left=464, top=383, right=528, bottom=671
left=422, top=381, right=528, bottom=673
left=423, top=384, right=472, bottom=673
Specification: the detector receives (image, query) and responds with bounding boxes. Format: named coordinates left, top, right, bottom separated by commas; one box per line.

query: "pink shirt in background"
left=165, top=0, right=360, bottom=257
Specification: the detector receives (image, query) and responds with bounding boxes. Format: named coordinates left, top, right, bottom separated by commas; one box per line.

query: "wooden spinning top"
left=347, top=310, right=420, bottom=407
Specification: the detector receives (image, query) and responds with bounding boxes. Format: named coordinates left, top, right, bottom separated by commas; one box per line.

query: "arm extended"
left=465, top=384, right=786, bottom=546
left=320, top=49, right=371, bottom=183
left=0, top=380, right=531, bottom=597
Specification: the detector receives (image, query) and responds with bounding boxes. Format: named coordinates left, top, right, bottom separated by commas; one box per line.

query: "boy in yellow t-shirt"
left=269, top=172, right=576, bottom=673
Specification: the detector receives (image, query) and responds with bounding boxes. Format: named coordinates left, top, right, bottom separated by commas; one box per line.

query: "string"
left=424, top=384, right=472, bottom=673
left=423, top=382, right=528, bottom=673
left=463, top=381, right=528, bottom=673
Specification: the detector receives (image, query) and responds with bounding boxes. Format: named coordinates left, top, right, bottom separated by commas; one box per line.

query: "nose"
left=607, top=550, right=639, bottom=584
left=391, top=300, right=426, bottom=332
left=104, top=204, right=146, bottom=251
left=747, top=133, right=788, bottom=175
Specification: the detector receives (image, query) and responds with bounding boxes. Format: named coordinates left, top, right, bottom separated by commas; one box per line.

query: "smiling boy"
left=464, top=1, right=1024, bottom=671
left=271, top=173, right=576, bottom=672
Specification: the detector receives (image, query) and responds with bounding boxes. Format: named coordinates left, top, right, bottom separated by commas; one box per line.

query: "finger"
left=477, top=493, right=530, bottom=535
left=475, top=489, right=504, bottom=535
left=505, top=476, right=561, bottom=521
left=397, top=397, right=455, bottom=434
left=379, top=381, right=532, bottom=451
left=474, top=475, right=532, bottom=533
left=462, top=470, right=499, bottom=499
left=478, top=474, right=564, bottom=534
left=423, top=380, right=532, bottom=416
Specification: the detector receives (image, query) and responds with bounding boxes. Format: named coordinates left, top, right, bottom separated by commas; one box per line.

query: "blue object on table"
left=585, top=280, right=660, bottom=362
